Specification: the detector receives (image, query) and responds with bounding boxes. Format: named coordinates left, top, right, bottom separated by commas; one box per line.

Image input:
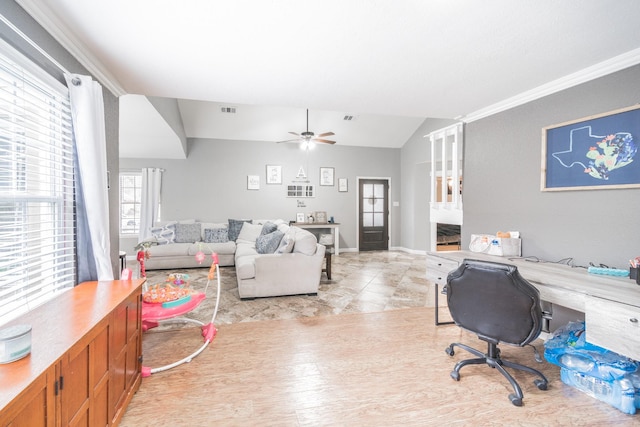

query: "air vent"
left=221, top=106, right=237, bottom=114
left=343, top=115, right=356, bottom=121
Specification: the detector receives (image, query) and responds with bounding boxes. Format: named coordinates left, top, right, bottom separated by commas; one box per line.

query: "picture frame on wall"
left=247, top=175, right=260, bottom=190
left=338, top=178, right=348, bottom=192
left=296, top=212, right=305, bottom=223
left=541, top=104, right=640, bottom=191
left=320, top=167, right=334, bottom=186
left=266, top=165, right=282, bottom=184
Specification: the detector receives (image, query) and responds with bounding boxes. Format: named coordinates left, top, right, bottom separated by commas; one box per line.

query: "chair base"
left=445, top=341, right=548, bottom=406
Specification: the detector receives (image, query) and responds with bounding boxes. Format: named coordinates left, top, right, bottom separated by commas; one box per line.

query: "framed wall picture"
left=266, top=165, right=282, bottom=184
left=320, top=167, right=334, bottom=186
left=296, top=212, right=305, bottom=223
left=247, top=175, right=260, bottom=190
left=338, top=178, right=348, bottom=192
left=541, top=104, right=640, bottom=191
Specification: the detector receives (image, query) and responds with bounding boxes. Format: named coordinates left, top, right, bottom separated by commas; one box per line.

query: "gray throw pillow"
left=261, top=221, right=278, bottom=235
left=228, top=219, right=252, bottom=241
left=256, top=230, right=284, bottom=254
left=174, top=222, right=202, bottom=243
left=204, top=227, right=229, bottom=243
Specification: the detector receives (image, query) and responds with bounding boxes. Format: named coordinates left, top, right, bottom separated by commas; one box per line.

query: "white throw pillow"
left=236, top=222, right=264, bottom=242
left=275, top=230, right=295, bottom=254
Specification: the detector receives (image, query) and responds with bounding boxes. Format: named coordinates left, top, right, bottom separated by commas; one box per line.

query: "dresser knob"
left=631, top=318, right=638, bottom=323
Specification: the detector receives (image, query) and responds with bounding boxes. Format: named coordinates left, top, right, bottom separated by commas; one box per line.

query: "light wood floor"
left=120, top=306, right=637, bottom=426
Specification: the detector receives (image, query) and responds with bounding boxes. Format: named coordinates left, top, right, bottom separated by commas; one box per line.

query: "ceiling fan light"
left=300, top=141, right=309, bottom=150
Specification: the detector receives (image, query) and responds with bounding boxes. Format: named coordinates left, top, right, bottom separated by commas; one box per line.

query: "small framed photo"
left=296, top=212, right=305, bottom=223
left=247, top=175, right=260, bottom=190
left=266, top=165, right=282, bottom=184
left=315, top=211, right=327, bottom=223
left=320, top=167, right=334, bottom=186
left=338, top=178, right=348, bottom=192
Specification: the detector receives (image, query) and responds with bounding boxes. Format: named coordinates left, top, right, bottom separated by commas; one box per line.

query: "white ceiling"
left=16, top=0, right=640, bottom=158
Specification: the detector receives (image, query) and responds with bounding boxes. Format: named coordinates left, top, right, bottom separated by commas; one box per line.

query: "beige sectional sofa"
left=138, top=219, right=325, bottom=299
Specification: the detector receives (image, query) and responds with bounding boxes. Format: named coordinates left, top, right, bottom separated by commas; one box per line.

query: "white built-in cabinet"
left=426, top=123, right=464, bottom=251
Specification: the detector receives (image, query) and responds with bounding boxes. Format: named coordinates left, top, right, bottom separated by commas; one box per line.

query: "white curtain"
left=65, top=73, right=114, bottom=281
left=138, top=167, right=163, bottom=242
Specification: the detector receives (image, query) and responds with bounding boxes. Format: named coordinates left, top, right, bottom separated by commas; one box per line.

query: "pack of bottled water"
left=544, top=321, right=640, bottom=414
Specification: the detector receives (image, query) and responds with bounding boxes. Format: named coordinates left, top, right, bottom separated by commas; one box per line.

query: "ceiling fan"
left=277, top=109, right=336, bottom=146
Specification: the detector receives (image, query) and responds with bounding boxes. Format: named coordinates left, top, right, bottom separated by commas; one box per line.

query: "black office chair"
left=444, top=259, right=548, bottom=406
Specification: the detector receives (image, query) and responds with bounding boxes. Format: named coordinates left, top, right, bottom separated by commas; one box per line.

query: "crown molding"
left=462, top=48, right=640, bottom=123
left=17, top=0, right=126, bottom=97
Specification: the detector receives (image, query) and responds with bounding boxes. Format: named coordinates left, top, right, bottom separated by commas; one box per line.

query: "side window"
left=119, top=173, right=141, bottom=235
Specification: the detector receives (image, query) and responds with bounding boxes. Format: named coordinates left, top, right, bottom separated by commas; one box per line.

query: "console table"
left=0, top=278, right=145, bottom=426
left=293, top=222, right=340, bottom=255
left=426, top=251, right=640, bottom=361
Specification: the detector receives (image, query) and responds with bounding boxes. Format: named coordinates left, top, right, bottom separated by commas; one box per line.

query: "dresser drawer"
left=585, top=296, right=640, bottom=361
left=425, top=256, right=459, bottom=286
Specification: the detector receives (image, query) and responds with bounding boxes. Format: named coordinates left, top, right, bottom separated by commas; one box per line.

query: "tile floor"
left=141, top=250, right=439, bottom=325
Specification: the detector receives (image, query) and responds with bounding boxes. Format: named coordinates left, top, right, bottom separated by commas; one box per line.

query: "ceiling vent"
left=343, top=115, right=356, bottom=121
left=221, top=106, right=237, bottom=114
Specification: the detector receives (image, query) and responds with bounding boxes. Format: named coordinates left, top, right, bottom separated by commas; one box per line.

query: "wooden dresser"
left=0, top=279, right=145, bottom=426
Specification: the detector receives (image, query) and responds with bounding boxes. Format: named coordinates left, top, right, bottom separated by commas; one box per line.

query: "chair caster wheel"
left=445, top=346, right=455, bottom=356
left=450, top=370, right=460, bottom=381
left=508, top=394, right=523, bottom=407
left=534, top=379, right=548, bottom=390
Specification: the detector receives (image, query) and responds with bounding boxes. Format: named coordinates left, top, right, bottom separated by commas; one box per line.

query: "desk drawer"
left=425, top=256, right=458, bottom=286
left=585, top=296, right=640, bottom=361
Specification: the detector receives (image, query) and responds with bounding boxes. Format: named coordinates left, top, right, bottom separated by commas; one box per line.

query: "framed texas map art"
left=541, top=105, right=640, bottom=191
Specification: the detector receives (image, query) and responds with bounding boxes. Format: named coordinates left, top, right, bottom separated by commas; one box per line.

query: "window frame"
left=0, top=39, right=76, bottom=326
left=119, top=171, right=142, bottom=236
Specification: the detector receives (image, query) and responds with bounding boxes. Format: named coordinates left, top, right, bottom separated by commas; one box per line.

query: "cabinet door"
left=59, top=323, right=110, bottom=427
left=0, top=369, right=55, bottom=427
left=110, top=291, right=142, bottom=425
left=59, top=343, right=90, bottom=426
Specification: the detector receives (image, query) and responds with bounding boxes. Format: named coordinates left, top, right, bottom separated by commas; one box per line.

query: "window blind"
left=0, top=40, right=75, bottom=326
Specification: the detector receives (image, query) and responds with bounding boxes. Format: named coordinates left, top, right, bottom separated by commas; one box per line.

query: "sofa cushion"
left=256, top=230, right=284, bottom=254
left=204, top=227, right=229, bottom=243
left=260, top=221, right=278, bottom=235
left=228, top=219, right=252, bottom=241
left=275, top=229, right=295, bottom=254
left=237, top=222, right=263, bottom=243
left=235, top=242, right=258, bottom=258
left=146, top=242, right=191, bottom=257
left=292, top=227, right=318, bottom=255
left=174, top=222, right=202, bottom=243
left=187, top=241, right=236, bottom=256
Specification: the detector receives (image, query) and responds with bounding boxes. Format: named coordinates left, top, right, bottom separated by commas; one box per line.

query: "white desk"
left=293, top=223, right=340, bottom=255
left=426, top=251, right=640, bottom=361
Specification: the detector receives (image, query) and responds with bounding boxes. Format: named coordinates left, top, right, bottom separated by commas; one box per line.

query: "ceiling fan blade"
left=288, top=131, right=300, bottom=137
left=276, top=138, right=301, bottom=143
left=313, top=138, right=336, bottom=145
left=317, top=132, right=334, bottom=137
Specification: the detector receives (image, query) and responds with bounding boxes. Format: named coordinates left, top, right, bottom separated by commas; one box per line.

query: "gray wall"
left=1, top=1, right=121, bottom=277
left=463, top=64, right=640, bottom=268
left=120, top=139, right=401, bottom=254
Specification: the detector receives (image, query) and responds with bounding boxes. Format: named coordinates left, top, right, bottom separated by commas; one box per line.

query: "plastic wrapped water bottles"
left=560, top=368, right=637, bottom=414
left=544, top=321, right=640, bottom=414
